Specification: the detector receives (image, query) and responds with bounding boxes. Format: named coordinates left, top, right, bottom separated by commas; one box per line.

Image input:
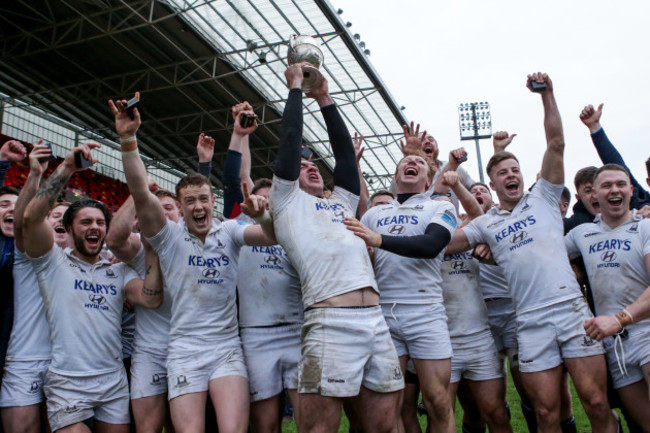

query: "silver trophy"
left=287, top=34, right=324, bottom=92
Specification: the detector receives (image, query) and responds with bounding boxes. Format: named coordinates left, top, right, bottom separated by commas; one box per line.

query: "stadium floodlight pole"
left=458, top=102, right=492, bottom=183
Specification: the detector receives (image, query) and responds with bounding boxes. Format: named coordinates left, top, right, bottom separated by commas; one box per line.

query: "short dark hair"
left=469, top=182, right=491, bottom=194
left=369, top=189, right=395, bottom=202
left=251, top=178, right=273, bottom=194
left=62, top=199, right=112, bottom=230
left=486, top=152, right=519, bottom=178
left=560, top=186, right=571, bottom=204
left=154, top=189, right=177, bottom=201
left=0, top=186, right=19, bottom=197
left=176, top=173, right=210, bottom=199
left=646, top=157, right=650, bottom=178
left=594, top=163, right=630, bottom=184
left=573, top=166, right=598, bottom=190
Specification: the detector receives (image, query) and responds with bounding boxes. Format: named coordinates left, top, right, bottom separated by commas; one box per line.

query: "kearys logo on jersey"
left=74, top=280, right=117, bottom=295
left=189, top=254, right=230, bottom=285
left=443, top=252, right=473, bottom=275
left=587, top=239, right=631, bottom=254
left=376, top=215, right=419, bottom=227
left=494, top=215, right=537, bottom=245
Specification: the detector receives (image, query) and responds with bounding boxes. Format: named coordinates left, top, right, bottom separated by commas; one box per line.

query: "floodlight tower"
left=458, top=102, right=492, bottom=183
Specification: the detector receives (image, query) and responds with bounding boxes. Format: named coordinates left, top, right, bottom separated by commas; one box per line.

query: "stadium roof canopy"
left=0, top=0, right=408, bottom=192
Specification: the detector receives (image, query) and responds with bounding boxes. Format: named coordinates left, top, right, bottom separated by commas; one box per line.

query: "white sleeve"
left=270, top=175, right=299, bottom=216
left=331, top=186, right=360, bottom=217
left=145, top=219, right=179, bottom=257
left=461, top=216, right=485, bottom=248
left=564, top=229, right=581, bottom=260
left=429, top=201, right=458, bottom=237
left=27, top=244, right=62, bottom=281
left=534, top=177, right=564, bottom=209
left=221, top=219, right=248, bottom=249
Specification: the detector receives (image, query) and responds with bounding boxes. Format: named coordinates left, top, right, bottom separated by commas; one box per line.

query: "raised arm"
left=109, top=92, right=166, bottom=238
left=0, top=140, right=27, bottom=187
left=23, top=143, right=99, bottom=258
left=13, top=143, right=50, bottom=252
left=354, top=133, right=369, bottom=217
left=580, top=104, right=650, bottom=207
left=105, top=196, right=141, bottom=263
left=307, top=79, right=359, bottom=195
left=124, top=238, right=163, bottom=309
left=443, top=171, right=482, bottom=222
left=274, top=65, right=305, bottom=181
left=196, top=132, right=215, bottom=178
left=492, top=131, right=517, bottom=154
left=528, top=73, right=565, bottom=185
left=222, top=103, right=258, bottom=219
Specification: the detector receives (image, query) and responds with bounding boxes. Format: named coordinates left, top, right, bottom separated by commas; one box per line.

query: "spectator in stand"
left=580, top=104, right=650, bottom=209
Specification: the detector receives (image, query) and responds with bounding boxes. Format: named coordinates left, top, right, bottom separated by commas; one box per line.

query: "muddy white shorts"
left=450, top=329, right=503, bottom=383
left=485, top=297, right=518, bottom=353
left=299, top=306, right=404, bottom=397
left=0, top=359, right=50, bottom=407
left=516, top=298, right=604, bottom=373
left=603, top=326, right=650, bottom=389
left=44, top=368, right=130, bottom=431
left=167, top=342, right=247, bottom=400
left=241, top=323, right=301, bottom=402
left=130, top=348, right=168, bottom=399
left=381, top=303, right=452, bottom=360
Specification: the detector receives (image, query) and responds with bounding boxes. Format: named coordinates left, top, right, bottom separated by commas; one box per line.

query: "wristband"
left=615, top=309, right=633, bottom=328
left=120, top=136, right=137, bottom=152
left=121, top=149, right=139, bottom=158
left=255, top=211, right=272, bottom=225
left=622, top=308, right=634, bottom=322
left=613, top=316, right=623, bottom=331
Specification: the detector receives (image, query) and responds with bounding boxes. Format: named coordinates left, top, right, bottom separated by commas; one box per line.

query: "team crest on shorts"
left=393, top=366, right=403, bottom=381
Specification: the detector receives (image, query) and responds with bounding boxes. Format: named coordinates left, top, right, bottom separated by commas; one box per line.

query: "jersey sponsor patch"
left=442, top=210, right=457, bottom=229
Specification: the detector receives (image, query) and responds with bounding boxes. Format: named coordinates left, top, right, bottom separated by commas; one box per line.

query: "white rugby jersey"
left=237, top=243, right=303, bottom=327
left=565, top=212, right=650, bottom=332
left=6, top=249, right=51, bottom=361
left=478, top=263, right=511, bottom=299
left=146, top=218, right=247, bottom=361
left=29, top=245, right=138, bottom=376
left=441, top=251, right=490, bottom=337
left=360, top=193, right=458, bottom=304
left=127, top=246, right=171, bottom=357
left=269, top=176, right=377, bottom=308
left=462, top=178, right=582, bottom=314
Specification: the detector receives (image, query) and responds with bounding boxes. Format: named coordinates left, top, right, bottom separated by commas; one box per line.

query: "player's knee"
left=581, top=393, right=610, bottom=417
left=422, top=391, right=452, bottom=418
left=534, top=404, right=560, bottom=424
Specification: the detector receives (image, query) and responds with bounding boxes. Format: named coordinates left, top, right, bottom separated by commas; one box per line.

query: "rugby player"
left=111, top=93, right=276, bottom=433
left=221, top=102, right=303, bottom=432
left=0, top=144, right=69, bottom=433
left=269, top=64, right=403, bottom=433
left=106, top=133, right=215, bottom=433
left=21, top=143, right=164, bottom=433
left=446, top=73, right=617, bottom=432
left=566, top=164, right=650, bottom=430
left=345, top=151, right=459, bottom=433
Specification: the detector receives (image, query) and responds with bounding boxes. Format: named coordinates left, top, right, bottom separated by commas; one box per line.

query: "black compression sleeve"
left=222, top=150, right=243, bottom=217
left=197, top=161, right=211, bottom=179
left=380, top=223, right=451, bottom=259
left=321, top=104, right=360, bottom=195
left=274, top=89, right=303, bottom=181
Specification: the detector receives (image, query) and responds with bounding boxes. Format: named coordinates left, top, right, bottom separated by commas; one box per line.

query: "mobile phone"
left=454, top=154, right=468, bottom=164
left=38, top=142, right=57, bottom=163
left=125, top=97, right=142, bottom=120
left=530, top=81, right=548, bottom=92
left=301, top=146, right=313, bottom=160
left=74, top=151, right=94, bottom=169
left=240, top=113, right=257, bottom=128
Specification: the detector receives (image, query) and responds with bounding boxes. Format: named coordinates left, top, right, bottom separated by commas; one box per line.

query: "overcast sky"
left=336, top=0, right=650, bottom=206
